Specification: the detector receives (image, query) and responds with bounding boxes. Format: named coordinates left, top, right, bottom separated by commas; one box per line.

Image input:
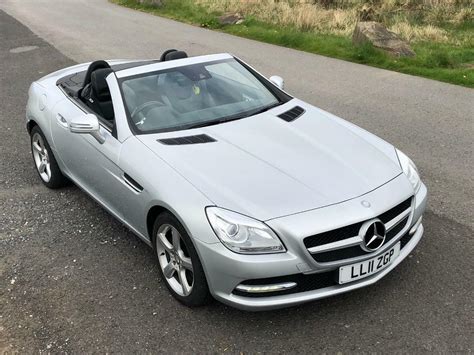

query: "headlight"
left=206, top=207, right=285, bottom=254
left=396, top=149, right=421, bottom=192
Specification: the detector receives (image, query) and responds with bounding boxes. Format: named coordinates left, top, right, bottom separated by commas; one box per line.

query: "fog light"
left=409, top=217, right=422, bottom=235
left=235, top=282, right=297, bottom=294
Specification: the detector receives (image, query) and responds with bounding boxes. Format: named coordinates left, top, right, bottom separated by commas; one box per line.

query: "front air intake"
left=277, top=106, right=305, bottom=122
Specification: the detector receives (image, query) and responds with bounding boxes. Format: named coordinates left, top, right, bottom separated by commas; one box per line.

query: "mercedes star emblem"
left=360, top=219, right=386, bottom=252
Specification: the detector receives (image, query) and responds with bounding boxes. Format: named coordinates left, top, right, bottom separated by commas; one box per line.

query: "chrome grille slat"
left=308, top=236, right=362, bottom=254
left=385, top=208, right=411, bottom=231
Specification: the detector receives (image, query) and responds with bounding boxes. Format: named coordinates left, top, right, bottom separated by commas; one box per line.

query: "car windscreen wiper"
left=247, top=101, right=283, bottom=117
left=187, top=102, right=283, bottom=130
left=186, top=116, right=243, bottom=129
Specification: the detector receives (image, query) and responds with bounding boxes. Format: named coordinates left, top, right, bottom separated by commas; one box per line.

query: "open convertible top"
left=57, top=60, right=158, bottom=98
left=57, top=49, right=190, bottom=98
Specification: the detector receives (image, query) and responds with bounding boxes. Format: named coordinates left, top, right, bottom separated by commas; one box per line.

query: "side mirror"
left=69, top=113, right=105, bottom=144
left=269, top=75, right=284, bottom=90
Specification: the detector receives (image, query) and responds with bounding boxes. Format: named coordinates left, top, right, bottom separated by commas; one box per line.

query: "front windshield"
left=120, top=58, right=284, bottom=133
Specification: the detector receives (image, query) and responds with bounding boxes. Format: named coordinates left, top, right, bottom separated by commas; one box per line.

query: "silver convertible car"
left=26, top=50, right=427, bottom=310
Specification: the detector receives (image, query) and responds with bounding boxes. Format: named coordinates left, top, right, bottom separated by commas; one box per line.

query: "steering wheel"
left=131, top=101, right=164, bottom=126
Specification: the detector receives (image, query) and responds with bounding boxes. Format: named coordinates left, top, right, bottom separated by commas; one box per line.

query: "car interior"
left=80, top=60, right=114, bottom=122
left=77, top=49, right=190, bottom=125
left=120, top=51, right=282, bottom=132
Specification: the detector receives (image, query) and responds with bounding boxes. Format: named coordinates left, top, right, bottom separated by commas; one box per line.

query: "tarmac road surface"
left=0, top=2, right=473, bottom=353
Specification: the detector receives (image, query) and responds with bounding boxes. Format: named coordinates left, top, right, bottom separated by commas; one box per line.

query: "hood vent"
left=277, top=106, right=305, bottom=122
left=158, top=134, right=216, bottom=145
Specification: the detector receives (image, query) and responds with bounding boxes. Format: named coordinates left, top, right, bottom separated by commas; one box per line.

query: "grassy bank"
left=112, top=0, right=474, bottom=87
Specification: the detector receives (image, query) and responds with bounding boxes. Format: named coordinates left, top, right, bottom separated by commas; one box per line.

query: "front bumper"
left=195, top=178, right=427, bottom=311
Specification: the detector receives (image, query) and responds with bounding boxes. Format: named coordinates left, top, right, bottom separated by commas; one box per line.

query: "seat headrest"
left=91, top=68, right=113, bottom=101
left=83, top=60, right=111, bottom=87
left=160, top=49, right=188, bottom=61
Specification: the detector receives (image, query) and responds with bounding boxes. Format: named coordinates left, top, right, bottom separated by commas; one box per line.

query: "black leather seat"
left=82, top=60, right=111, bottom=88
left=82, top=68, right=114, bottom=121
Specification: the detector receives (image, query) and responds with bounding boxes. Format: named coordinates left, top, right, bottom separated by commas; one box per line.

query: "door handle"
left=56, top=113, right=68, bottom=128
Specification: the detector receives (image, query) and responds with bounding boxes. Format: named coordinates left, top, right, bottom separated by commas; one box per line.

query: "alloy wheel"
left=155, top=224, right=194, bottom=296
left=32, top=132, right=51, bottom=183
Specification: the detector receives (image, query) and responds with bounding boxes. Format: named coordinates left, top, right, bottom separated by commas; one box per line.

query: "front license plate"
left=339, top=242, right=400, bottom=284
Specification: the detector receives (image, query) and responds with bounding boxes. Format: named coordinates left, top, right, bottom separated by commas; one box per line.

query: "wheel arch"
left=146, top=203, right=213, bottom=304
left=145, top=203, right=213, bottom=247
left=25, top=81, right=57, bottom=142
left=26, top=119, right=38, bottom=135
left=146, top=205, right=173, bottom=242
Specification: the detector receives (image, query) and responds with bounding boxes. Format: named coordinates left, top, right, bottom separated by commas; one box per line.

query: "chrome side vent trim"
left=123, top=173, right=143, bottom=193
left=158, top=134, right=216, bottom=145
left=277, top=106, right=305, bottom=122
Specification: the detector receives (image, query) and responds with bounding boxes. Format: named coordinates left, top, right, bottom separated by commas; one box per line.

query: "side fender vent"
left=277, top=106, right=305, bottom=122
left=158, top=134, right=216, bottom=145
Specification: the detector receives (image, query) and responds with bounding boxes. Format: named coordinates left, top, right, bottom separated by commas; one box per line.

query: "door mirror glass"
left=69, top=113, right=105, bottom=144
left=269, top=75, right=284, bottom=90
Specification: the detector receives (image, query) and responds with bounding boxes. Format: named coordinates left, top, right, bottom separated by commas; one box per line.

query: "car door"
left=50, top=98, right=125, bottom=220
left=51, top=73, right=151, bottom=240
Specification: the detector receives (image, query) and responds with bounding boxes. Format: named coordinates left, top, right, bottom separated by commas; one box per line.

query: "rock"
left=358, top=5, right=376, bottom=21
left=352, top=21, right=415, bottom=57
left=218, top=13, right=244, bottom=25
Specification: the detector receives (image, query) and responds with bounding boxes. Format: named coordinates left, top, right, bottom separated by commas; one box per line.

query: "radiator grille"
left=306, top=197, right=412, bottom=263
left=304, top=198, right=412, bottom=249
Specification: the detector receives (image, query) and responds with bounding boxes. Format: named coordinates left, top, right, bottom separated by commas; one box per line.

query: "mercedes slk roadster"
left=26, top=50, right=427, bottom=310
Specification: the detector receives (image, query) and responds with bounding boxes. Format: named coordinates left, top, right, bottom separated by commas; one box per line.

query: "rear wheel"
left=30, top=125, right=68, bottom=189
left=152, top=212, right=211, bottom=307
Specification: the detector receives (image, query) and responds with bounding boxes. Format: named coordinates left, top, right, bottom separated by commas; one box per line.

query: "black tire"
left=30, top=125, right=69, bottom=189
left=152, top=212, right=212, bottom=307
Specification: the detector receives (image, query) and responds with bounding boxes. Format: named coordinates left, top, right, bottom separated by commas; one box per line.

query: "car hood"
left=138, top=101, right=402, bottom=221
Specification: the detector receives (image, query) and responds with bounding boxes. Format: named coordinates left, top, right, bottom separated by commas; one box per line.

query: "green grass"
left=111, top=0, right=474, bottom=88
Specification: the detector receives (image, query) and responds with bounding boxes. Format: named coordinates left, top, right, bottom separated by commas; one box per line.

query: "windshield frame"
left=117, top=57, right=292, bottom=135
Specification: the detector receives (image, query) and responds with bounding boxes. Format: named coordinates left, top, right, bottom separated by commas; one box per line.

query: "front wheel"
left=30, top=125, right=68, bottom=189
left=152, top=212, right=212, bottom=307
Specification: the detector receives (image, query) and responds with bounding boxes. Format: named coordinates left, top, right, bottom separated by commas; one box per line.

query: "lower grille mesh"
left=233, top=271, right=338, bottom=298
left=400, top=232, right=413, bottom=249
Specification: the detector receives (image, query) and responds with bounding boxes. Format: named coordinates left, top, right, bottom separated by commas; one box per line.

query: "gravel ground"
left=0, top=7, right=473, bottom=354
